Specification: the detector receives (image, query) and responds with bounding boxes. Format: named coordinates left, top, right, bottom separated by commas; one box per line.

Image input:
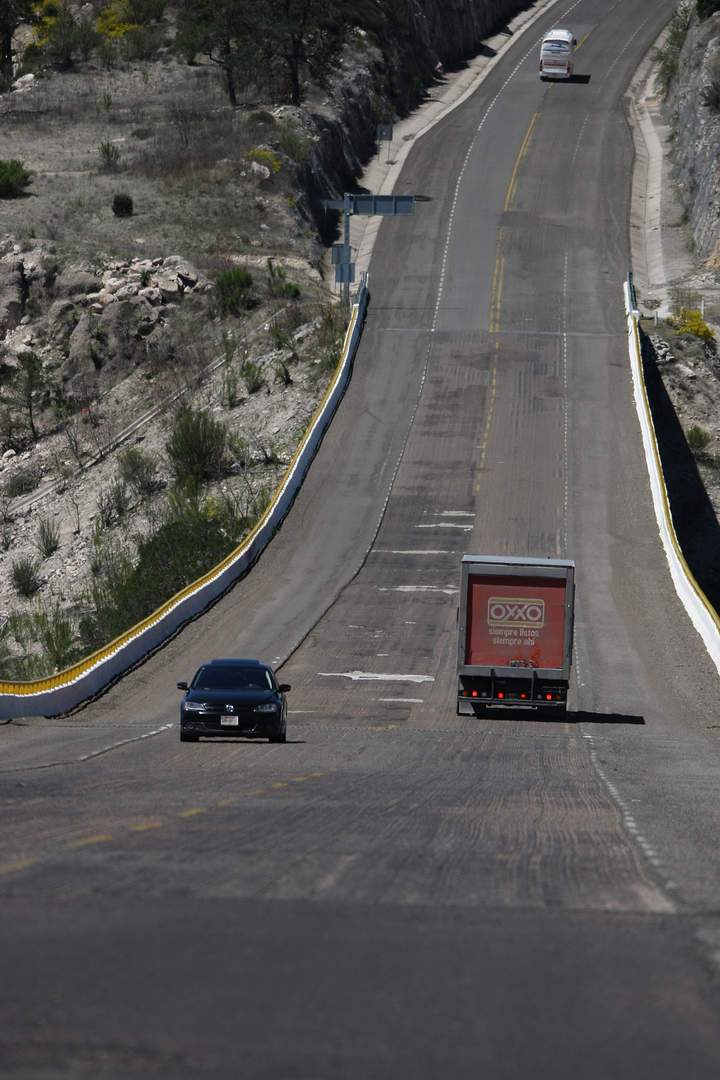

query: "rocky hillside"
left=662, top=4, right=720, bottom=264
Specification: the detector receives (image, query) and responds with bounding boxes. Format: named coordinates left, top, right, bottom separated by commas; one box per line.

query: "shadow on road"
left=475, top=708, right=644, bottom=725
left=567, top=710, right=645, bottom=726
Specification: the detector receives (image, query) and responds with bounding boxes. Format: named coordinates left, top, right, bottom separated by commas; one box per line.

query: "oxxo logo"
left=487, top=597, right=545, bottom=629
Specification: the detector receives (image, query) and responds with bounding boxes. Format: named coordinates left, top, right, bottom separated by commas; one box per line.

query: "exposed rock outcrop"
left=663, top=11, right=720, bottom=263
left=0, top=258, right=26, bottom=334
left=1, top=249, right=211, bottom=399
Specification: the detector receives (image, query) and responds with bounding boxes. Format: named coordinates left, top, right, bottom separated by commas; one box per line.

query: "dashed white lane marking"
left=0, top=723, right=175, bottom=774
left=79, top=723, right=174, bottom=761
left=582, top=733, right=678, bottom=904
left=372, top=549, right=455, bottom=555
left=376, top=698, right=424, bottom=704
left=377, top=585, right=459, bottom=595
left=318, top=671, right=435, bottom=684
left=416, top=523, right=473, bottom=530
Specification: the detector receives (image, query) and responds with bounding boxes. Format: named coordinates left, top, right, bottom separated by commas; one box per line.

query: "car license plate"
left=221, top=715, right=239, bottom=727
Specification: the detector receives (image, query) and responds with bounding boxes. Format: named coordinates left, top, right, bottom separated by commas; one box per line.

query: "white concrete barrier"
left=624, top=281, right=720, bottom=674
left=0, top=279, right=370, bottom=718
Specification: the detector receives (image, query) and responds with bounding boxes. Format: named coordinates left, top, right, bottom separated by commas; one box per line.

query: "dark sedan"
left=178, top=658, right=290, bottom=743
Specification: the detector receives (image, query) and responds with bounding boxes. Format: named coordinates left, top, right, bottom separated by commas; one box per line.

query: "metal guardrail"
left=0, top=276, right=370, bottom=719
left=626, top=271, right=637, bottom=312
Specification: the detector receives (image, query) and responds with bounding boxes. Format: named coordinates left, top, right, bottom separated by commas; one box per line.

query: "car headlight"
left=254, top=703, right=277, bottom=713
left=184, top=701, right=206, bottom=711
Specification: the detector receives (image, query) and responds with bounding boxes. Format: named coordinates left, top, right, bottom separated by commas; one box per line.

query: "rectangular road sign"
left=351, top=195, right=414, bottom=215
left=335, top=263, right=355, bottom=284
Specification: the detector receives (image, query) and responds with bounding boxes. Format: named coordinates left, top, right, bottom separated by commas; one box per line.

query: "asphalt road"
left=4, top=1, right=720, bottom=1077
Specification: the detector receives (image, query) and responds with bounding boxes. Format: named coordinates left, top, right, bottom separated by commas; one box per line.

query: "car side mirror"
left=177, top=681, right=188, bottom=691
left=278, top=684, right=291, bottom=693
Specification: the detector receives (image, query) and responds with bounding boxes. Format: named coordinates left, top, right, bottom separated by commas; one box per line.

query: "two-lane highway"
left=4, top=1, right=720, bottom=1076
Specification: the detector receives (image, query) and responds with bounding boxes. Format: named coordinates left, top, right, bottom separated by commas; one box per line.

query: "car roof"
left=204, top=658, right=267, bottom=667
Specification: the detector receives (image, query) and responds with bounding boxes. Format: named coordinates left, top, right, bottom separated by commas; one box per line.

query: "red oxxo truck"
left=457, top=555, right=575, bottom=716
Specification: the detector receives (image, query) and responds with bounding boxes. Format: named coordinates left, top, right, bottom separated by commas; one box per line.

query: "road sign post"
left=322, top=193, right=415, bottom=304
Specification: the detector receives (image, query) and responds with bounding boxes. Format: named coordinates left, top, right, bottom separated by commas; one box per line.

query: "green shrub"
left=125, top=0, right=167, bottom=24
left=249, top=110, right=276, bottom=129
left=112, top=192, right=133, bottom=217
left=221, top=366, right=240, bottom=408
left=277, top=129, right=311, bottom=164
left=4, top=468, right=40, bottom=498
left=166, top=408, right=230, bottom=486
left=653, top=6, right=692, bottom=97
left=267, top=259, right=300, bottom=299
left=687, top=424, right=713, bottom=454
left=12, top=557, right=41, bottom=598
left=37, top=6, right=98, bottom=66
left=1, top=604, right=81, bottom=678
left=36, top=515, right=60, bottom=559
left=118, top=446, right=159, bottom=495
left=99, top=141, right=121, bottom=171
left=241, top=359, right=265, bottom=393
left=668, top=307, right=715, bottom=342
left=274, top=358, right=292, bottom=386
left=80, top=499, right=242, bottom=650
left=0, top=160, right=32, bottom=198
left=122, top=24, right=164, bottom=61
left=31, top=604, right=79, bottom=672
left=97, top=478, right=130, bottom=526
left=215, top=267, right=254, bottom=316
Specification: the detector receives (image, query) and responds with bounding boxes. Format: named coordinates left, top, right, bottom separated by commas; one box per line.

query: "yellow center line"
left=0, top=858, right=38, bottom=875
left=504, top=112, right=538, bottom=212
left=0, top=771, right=340, bottom=877
left=490, top=252, right=505, bottom=334
left=67, top=834, right=113, bottom=848
left=484, top=110, right=539, bottom=485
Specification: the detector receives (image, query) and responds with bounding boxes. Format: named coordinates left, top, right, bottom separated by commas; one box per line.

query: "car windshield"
left=193, top=666, right=273, bottom=691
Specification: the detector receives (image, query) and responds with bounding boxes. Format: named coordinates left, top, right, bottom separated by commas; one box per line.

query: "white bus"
left=539, top=28, right=577, bottom=80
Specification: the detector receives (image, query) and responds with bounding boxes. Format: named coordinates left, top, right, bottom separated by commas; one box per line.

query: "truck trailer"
left=457, top=555, right=575, bottom=716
